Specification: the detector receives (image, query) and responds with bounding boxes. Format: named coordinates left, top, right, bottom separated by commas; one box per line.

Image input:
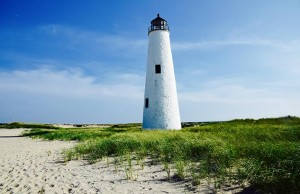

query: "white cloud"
left=2, top=24, right=300, bottom=123
left=39, top=24, right=147, bottom=51
left=0, top=66, right=299, bottom=123
left=178, top=74, right=300, bottom=121
left=0, top=67, right=144, bottom=123
left=0, top=67, right=144, bottom=99
left=172, top=38, right=300, bottom=52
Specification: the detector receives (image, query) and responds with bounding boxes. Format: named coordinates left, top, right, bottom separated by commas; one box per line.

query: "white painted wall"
left=143, top=30, right=181, bottom=130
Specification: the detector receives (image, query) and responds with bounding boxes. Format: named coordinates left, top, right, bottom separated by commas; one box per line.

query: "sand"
left=0, top=129, right=244, bottom=194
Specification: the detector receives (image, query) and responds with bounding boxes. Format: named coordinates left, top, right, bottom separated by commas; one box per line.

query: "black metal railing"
left=148, top=25, right=169, bottom=34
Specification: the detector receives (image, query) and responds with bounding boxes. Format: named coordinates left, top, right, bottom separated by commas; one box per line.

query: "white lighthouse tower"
left=142, top=14, right=181, bottom=130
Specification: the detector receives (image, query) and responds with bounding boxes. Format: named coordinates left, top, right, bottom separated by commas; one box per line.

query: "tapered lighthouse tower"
left=142, top=14, right=181, bottom=130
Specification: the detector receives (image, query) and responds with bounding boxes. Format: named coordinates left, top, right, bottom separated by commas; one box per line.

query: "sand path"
left=0, top=129, right=213, bottom=194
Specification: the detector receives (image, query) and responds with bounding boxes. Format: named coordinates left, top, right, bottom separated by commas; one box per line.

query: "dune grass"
left=0, top=122, right=59, bottom=129
left=22, top=116, right=300, bottom=193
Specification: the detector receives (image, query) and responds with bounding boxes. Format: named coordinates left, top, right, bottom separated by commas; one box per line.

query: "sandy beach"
left=0, top=129, right=246, bottom=194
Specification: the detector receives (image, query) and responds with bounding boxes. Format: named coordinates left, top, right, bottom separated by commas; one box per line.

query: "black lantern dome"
left=148, top=14, right=169, bottom=34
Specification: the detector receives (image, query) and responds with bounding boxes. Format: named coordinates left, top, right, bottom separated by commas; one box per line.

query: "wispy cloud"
left=172, top=38, right=299, bottom=52
left=1, top=25, right=299, bottom=123
left=39, top=24, right=147, bottom=51
left=178, top=75, right=300, bottom=121
left=1, top=65, right=299, bottom=123
left=0, top=66, right=144, bottom=100
left=0, top=66, right=145, bottom=123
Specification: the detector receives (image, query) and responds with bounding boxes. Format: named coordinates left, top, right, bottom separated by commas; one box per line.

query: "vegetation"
left=22, top=124, right=141, bottom=141
left=0, top=122, right=59, bottom=129
left=22, top=116, right=300, bottom=193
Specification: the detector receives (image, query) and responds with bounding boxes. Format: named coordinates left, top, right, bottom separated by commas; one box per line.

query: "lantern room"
left=148, top=14, right=169, bottom=34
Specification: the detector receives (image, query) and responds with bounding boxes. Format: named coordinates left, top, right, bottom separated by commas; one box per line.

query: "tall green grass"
left=22, top=125, right=141, bottom=141
left=23, top=116, right=300, bottom=193
left=0, top=122, right=59, bottom=129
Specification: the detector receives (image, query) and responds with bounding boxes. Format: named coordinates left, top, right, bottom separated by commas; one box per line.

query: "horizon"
left=1, top=115, right=298, bottom=125
left=1, top=1, right=300, bottom=123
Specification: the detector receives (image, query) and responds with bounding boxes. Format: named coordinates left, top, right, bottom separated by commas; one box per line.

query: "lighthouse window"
left=155, top=65, right=161, bottom=74
left=145, top=98, right=149, bottom=108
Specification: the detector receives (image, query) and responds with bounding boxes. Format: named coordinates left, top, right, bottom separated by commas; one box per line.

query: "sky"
left=1, top=0, right=300, bottom=124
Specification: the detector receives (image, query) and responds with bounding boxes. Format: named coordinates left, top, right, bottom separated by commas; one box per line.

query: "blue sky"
left=1, top=0, right=300, bottom=123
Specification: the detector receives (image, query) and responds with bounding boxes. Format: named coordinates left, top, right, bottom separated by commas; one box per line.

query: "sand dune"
left=0, top=129, right=246, bottom=194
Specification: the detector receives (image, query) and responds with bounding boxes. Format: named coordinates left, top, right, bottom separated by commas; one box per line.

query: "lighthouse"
left=142, top=14, right=181, bottom=130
